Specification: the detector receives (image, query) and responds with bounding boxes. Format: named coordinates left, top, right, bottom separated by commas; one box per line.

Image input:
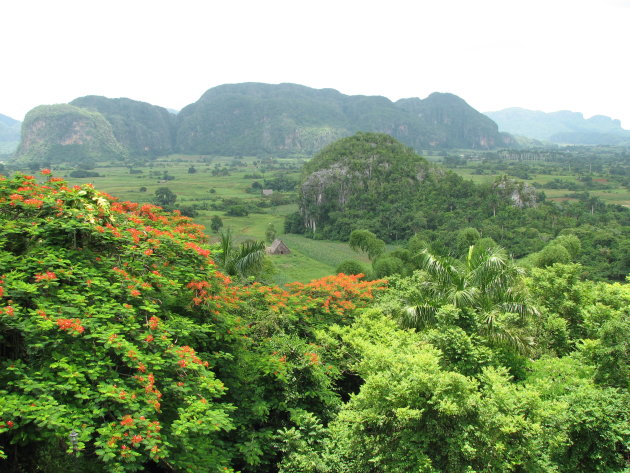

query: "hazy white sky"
left=2, top=0, right=629, bottom=128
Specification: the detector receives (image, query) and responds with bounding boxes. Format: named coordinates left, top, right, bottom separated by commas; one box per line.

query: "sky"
left=2, top=0, right=629, bottom=128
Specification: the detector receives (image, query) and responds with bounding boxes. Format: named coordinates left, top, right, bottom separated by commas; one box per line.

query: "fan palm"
left=403, top=245, right=538, bottom=353
left=216, top=229, right=267, bottom=279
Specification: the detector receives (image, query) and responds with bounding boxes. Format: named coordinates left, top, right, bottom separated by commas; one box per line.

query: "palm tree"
left=215, top=228, right=268, bottom=279
left=402, top=245, right=538, bottom=353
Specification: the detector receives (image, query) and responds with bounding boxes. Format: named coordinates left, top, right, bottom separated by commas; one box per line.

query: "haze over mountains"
left=485, top=108, right=630, bottom=145
left=3, top=83, right=629, bottom=161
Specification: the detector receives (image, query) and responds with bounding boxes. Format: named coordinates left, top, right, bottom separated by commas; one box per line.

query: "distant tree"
left=265, top=223, right=277, bottom=243
left=225, top=204, right=249, bottom=217
left=154, top=187, right=177, bottom=207
left=455, top=227, right=481, bottom=253
left=188, top=165, right=197, bottom=174
left=139, top=186, right=147, bottom=192
left=210, top=215, right=223, bottom=233
left=535, top=244, right=571, bottom=268
left=284, top=212, right=305, bottom=234
left=349, top=230, right=385, bottom=261
left=373, top=256, right=404, bottom=278
left=335, top=260, right=366, bottom=275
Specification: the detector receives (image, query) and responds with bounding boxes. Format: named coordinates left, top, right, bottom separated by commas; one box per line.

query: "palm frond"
left=401, top=304, right=438, bottom=330
left=234, top=240, right=267, bottom=277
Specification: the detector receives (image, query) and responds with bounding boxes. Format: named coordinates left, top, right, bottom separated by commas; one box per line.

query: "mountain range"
left=485, top=107, right=630, bottom=145
left=10, top=83, right=514, bottom=163
left=6, top=84, right=630, bottom=163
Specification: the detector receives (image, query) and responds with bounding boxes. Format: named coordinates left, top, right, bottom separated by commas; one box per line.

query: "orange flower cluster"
left=34, top=271, right=57, bottom=282
left=244, top=273, right=386, bottom=320
left=174, top=345, right=206, bottom=369
left=56, top=318, right=85, bottom=334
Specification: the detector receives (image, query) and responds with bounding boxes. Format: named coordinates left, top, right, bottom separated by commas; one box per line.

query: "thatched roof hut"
left=267, top=239, right=291, bottom=255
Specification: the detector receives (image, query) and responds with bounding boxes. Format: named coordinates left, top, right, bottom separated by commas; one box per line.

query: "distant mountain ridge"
left=14, top=83, right=515, bottom=163
left=0, top=113, right=21, bottom=154
left=485, top=107, right=630, bottom=145
left=176, top=83, right=514, bottom=155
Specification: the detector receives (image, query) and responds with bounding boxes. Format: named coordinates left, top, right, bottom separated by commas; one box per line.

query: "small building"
left=267, top=239, right=291, bottom=255
left=262, top=189, right=274, bottom=196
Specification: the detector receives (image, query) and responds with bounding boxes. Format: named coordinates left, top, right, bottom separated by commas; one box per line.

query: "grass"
left=60, top=156, right=362, bottom=283
left=44, top=151, right=630, bottom=283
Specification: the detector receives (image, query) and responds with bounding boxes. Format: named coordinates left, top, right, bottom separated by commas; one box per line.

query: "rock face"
left=485, top=107, right=630, bottom=145
left=70, top=96, right=176, bottom=156
left=16, top=105, right=127, bottom=163
left=493, top=175, right=537, bottom=208
left=396, top=93, right=515, bottom=149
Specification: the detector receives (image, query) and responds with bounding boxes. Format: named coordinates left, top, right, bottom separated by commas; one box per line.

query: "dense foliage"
left=294, top=133, right=630, bottom=280
left=1, top=171, right=627, bottom=472
left=0, top=171, right=384, bottom=472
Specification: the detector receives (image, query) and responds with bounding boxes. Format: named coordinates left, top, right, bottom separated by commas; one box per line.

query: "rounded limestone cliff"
left=14, top=104, right=127, bottom=164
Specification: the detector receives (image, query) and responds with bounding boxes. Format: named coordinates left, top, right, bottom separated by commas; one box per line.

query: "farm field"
left=60, top=155, right=367, bottom=283
left=435, top=152, right=630, bottom=207
left=48, top=146, right=630, bottom=283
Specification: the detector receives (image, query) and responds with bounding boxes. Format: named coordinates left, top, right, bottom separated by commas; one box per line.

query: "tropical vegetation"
left=0, top=168, right=627, bottom=473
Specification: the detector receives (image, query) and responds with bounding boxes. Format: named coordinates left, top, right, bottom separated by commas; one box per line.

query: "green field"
left=39, top=148, right=630, bottom=283
left=433, top=155, right=630, bottom=207
left=61, top=156, right=369, bottom=284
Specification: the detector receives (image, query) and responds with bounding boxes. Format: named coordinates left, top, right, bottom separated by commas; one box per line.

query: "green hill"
left=15, top=104, right=127, bottom=164
left=294, top=132, right=486, bottom=241
left=13, top=83, right=516, bottom=164
left=70, top=95, right=176, bottom=156
left=177, top=83, right=514, bottom=155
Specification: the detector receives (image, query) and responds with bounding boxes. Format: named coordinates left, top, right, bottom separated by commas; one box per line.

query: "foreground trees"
left=0, top=172, right=627, bottom=472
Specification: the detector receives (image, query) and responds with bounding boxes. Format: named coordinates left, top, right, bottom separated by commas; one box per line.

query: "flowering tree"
left=0, top=172, right=235, bottom=472
left=0, top=171, right=387, bottom=472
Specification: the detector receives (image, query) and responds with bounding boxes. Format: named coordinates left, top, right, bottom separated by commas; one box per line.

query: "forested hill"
left=15, top=104, right=127, bottom=164
left=13, top=83, right=515, bottom=163
left=290, top=133, right=630, bottom=281
left=485, top=107, right=630, bottom=145
left=176, top=83, right=515, bottom=154
left=70, top=96, right=176, bottom=157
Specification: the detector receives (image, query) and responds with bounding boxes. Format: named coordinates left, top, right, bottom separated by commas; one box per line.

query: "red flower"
left=35, top=271, right=57, bottom=282
left=56, top=318, right=84, bottom=334
left=148, top=316, right=159, bottom=330
left=120, top=415, right=134, bottom=426
left=6, top=421, right=14, bottom=428
left=40, top=169, right=52, bottom=175
left=131, top=435, right=143, bottom=444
